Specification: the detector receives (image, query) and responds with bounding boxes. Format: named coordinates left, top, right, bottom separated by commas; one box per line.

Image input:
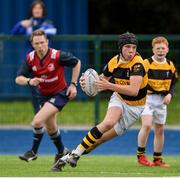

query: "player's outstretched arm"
left=15, top=76, right=44, bottom=86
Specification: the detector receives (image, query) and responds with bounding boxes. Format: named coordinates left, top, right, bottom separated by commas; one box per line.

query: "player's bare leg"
left=153, top=123, right=170, bottom=167
left=137, top=115, right=154, bottom=166
left=19, top=102, right=58, bottom=162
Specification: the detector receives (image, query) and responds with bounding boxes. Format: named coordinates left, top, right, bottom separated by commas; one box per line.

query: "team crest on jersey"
left=132, top=64, right=141, bottom=73
left=48, top=63, right=55, bottom=71
left=32, top=66, right=37, bottom=71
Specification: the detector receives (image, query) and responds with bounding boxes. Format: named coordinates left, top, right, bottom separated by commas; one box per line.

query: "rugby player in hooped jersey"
left=137, top=36, right=178, bottom=167
left=15, top=29, right=81, bottom=170
left=53, top=32, right=148, bottom=171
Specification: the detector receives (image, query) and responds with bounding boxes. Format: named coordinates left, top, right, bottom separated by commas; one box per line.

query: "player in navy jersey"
left=15, top=29, right=81, bottom=170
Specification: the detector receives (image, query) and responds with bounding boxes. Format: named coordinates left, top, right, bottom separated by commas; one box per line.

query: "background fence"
left=0, top=35, right=180, bottom=126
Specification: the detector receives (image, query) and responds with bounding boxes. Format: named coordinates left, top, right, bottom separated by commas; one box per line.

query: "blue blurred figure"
left=12, top=0, right=57, bottom=114
left=12, top=0, right=56, bottom=36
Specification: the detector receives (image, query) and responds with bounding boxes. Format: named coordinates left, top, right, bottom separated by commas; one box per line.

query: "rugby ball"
left=83, top=68, right=99, bottom=97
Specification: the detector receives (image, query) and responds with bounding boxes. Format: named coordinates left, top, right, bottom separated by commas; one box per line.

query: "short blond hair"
left=152, top=36, right=169, bottom=47
left=30, top=29, right=47, bottom=42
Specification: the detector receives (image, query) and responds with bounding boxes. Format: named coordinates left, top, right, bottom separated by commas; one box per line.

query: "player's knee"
left=32, top=116, right=43, bottom=128
left=45, top=125, right=57, bottom=133
left=102, top=120, right=115, bottom=131
left=155, top=126, right=164, bottom=136
left=142, top=123, right=152, bottom=132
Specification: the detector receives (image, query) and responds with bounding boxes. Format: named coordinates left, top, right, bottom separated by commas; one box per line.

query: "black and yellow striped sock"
left=137, top=147, right=146, bottom=158
left=153, top=152, right=162, bottom=161
left=78, top=126, right=103, bottom=151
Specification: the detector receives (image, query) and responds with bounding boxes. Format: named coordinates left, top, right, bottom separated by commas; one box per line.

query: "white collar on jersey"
left=152, top=55, right=167, bottom=64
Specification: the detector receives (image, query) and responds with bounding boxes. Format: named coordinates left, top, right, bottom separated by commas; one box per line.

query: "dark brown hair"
left=28, top=0, right=47, bottom=18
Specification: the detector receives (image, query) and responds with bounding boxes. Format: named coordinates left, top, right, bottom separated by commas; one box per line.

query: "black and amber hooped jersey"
left=143, top=57, right=178, bottom=95
left=103, top=54, right=148, bottom=106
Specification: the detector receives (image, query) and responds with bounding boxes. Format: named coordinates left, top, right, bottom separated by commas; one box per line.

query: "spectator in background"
left=12, top=0, right=57, bottom=113
left=12, top=0, right=56, bottom=37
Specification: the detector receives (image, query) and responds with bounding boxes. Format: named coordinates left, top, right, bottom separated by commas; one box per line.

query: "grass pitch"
left=0, top=155, right=180, bottom=177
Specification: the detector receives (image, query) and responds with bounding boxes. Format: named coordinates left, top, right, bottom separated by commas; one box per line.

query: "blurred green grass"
left=0, top=81, right=180, bottom=126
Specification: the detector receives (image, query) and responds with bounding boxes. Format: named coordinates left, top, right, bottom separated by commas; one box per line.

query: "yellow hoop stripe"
left=83, top=138, right=92, bottom=147
left=79, top=144, right=86, bottom=150
left=87, top=131, right=97, bottom=142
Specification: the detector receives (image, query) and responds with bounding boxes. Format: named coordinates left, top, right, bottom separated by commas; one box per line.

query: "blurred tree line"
left=88, top=0, right=180, bottom=34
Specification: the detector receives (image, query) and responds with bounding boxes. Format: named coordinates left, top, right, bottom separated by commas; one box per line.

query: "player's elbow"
left=128, top=89, right=139, bottom=96
left=15, top=77, right=18, bottom=84
left=15, top=77, right=21, bottom=85
left=77, top=59, right=81, bottom=67
left=73, top=59, right=81, bottom=70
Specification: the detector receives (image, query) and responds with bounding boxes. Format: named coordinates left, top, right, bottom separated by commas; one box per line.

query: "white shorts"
left=141, top=94, right=167, bottom=124
left=108, top=93, right=144, bottom=135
